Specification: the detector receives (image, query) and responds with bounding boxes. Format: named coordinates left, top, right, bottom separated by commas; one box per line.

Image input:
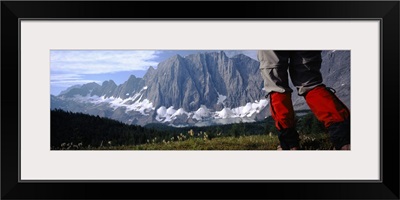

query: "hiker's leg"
left=304, top=86, right=350, bottom=150
left=258, top=50, right=292, bottom=94
left=288, top=51, right=324, bottom=95
left=270, top=92, right=299, bottom=150
left=258, top=50, right=299, bottom=150
left=289, top=51, right=350, bottom=150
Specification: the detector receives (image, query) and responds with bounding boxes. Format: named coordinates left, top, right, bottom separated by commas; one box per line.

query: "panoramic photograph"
left=50, top=50, right=350, bottom=150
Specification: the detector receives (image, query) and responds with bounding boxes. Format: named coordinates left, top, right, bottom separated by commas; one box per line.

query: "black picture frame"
left=2, top=1, right=399, bottom=199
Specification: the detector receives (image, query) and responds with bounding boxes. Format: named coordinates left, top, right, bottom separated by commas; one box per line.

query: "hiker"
left=258, top=50, right=350, bottom=150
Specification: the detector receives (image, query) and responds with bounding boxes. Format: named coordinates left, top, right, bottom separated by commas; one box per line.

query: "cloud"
left=51, top=73, right=101, bottom=87
left=51, top=73, right=82, bottom=80
left=50, top=50, right=160, bottom=74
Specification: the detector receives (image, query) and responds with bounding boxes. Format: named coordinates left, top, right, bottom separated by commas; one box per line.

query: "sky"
left=50, top=50, right=258, bottom=95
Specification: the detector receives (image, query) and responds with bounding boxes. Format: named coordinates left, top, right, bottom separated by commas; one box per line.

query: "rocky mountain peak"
left=102, top=80, right=116, bottom=87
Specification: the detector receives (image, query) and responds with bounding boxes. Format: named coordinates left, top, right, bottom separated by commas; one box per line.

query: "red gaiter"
left=305, top=86, right=350, bottom=128
left=270, top=92, right=295, bottom=130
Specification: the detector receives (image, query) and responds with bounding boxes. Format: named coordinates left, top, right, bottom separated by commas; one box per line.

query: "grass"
left=54, top=132, right=334, bottom=150
left=133, top=135, right=279, bottom=150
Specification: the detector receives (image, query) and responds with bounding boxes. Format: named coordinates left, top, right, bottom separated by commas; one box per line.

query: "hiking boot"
left=327, top=119, right=350, bottom=150
left=290, top=146, right=299, bottom=150
left=340, top=144, right=351, bottom=150
left=277, top=144, right=299, bottom=150
left=277, top=127, right=300, bottom=150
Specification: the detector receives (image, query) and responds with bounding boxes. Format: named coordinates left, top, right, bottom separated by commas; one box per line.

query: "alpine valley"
left=51, top=50, right=350, bottom=127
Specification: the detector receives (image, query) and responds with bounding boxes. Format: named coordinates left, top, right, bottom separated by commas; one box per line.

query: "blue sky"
left=50, top=50, right=258, bottom=95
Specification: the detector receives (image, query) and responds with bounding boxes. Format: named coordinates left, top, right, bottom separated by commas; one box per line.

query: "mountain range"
left=51, top=50, right=350, bottom=127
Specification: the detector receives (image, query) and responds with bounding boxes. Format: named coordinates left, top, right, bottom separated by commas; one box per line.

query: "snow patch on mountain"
left=103, top=96, right=154, bottom=115
left=69, top=92, right=155, bottom=115
left=156, top=106, right=173, bottom=122
left=193, top=105, right=212, bottom=121
left=217, top=93, right=227, bottom=105
left=215, top=108, right=234, bottom=119
left=173, top=108, right=189, bottom=117
left=156, top=107, right=189, bottom=122
left=155, top=99, right=269, bottom=124
left=215, top=99, right=268, bottom=119
left=125, top=99, right=154, bottom=115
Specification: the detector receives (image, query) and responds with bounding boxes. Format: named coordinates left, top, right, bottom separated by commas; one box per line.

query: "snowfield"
left=65, top=89, right=269, bottom=125
left=69, top=86, right=155, bottom=115
left=155, top=100, right=269, bottom=124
